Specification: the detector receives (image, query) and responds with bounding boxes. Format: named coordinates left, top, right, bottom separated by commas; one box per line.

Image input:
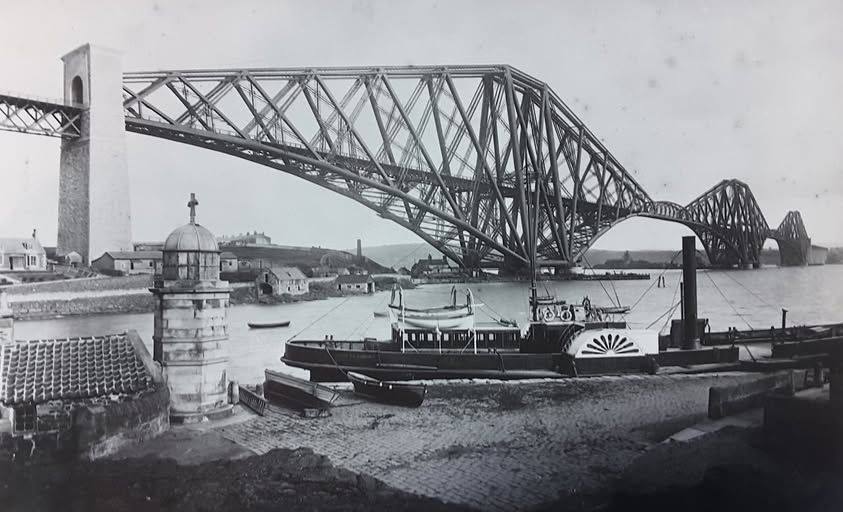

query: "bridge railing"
left=0, top=89, right=84, bottom=110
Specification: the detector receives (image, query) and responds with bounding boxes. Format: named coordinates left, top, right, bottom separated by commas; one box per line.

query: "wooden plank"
left=238, top=386, right=267, bottom=416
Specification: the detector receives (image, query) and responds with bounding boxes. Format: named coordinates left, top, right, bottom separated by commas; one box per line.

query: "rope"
left=628, top=250, right=682, bottom=311
left=645, top=278, right=683, bottom=331
left=645, top=300, right=681, bottom=330
left=349, top=293, right=392, bottom=339
left=715, top=270, right=791, bottom=322
left=581, top=254, right=621, bottom=308
left=288, top=296, right=353, bottom=341
left=703, top=271, right=754, bottom=330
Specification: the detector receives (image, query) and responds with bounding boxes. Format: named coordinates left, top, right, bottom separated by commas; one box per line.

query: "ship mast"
left=528, top=164, right=541, bottom=322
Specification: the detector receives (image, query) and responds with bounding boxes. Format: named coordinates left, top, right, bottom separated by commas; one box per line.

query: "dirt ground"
left=3, top=374, right=841, bottom=512
left=0, top=446, right=470, bottom=512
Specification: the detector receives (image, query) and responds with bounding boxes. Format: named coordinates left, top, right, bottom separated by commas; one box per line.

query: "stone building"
left=336, top=273, right=375, bottom=294
left=0, top=231, right=47, bottom=271
left=220, top=251, right=239, bottom=272
left=0, top=330, right=168, bottom=459
left=258, top=266, right=309, bottom=296
left=91, top=250, right=162, bottom=275
left=411, top=253, right=455, bottom=278
left=150, top=194, right=232, bottom=422
left=218, top=231, right=272, bottom=246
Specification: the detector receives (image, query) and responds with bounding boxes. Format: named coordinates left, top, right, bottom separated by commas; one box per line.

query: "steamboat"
left=281, top=238, right=744, bottom=381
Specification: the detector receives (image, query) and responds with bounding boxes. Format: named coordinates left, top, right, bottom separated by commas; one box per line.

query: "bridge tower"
left=57, top=44, right=131, bottom=264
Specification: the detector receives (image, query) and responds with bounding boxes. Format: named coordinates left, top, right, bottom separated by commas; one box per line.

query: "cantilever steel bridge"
left=0, top=65, right=816, bottom=270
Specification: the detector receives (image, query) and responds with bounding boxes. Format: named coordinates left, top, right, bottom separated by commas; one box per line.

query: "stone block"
left=709, top=371, right=799, bottom=419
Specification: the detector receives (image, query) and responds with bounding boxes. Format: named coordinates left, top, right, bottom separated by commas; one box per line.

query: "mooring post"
left=681, top=236, right=699, bottom=350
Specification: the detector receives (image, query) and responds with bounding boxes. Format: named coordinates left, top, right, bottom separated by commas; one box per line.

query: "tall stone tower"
left=151, top=194, right=232, bottom=422
left=58, top=44, right=132, bottom=264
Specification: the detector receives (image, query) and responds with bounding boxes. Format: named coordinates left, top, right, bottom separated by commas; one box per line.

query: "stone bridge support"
left=57, top=44, right=131, bottom=264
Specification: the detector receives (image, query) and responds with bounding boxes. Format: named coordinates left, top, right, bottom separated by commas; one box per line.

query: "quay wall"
left=3, top=274, right=151, bottom=296
left=10, top=294, right=156, bottom=320
left=0, top=387, right=169, bottom=461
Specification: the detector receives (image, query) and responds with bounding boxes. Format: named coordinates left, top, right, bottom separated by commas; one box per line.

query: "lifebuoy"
left=542, top=306, right=555, bottom=322
left=560, top=309, right=573, bottom=321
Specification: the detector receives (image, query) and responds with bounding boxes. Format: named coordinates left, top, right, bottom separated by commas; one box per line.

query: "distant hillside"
left=225, top=245, right=392, bottom=275
left=356, top=244, right=700, bottom=269
left=352, top=243, right=444, bottom=270
left=357, top=243, right=843, bottom=269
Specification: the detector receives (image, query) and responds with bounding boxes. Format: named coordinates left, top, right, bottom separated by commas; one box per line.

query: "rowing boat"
left=264, top=369, right=339, bottom=410
left=248, top=320, right=291, bottom=329
left=347, top=371, right=426, bottom=407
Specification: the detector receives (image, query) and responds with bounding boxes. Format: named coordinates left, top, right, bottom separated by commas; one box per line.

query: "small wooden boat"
left=373, top=311, right=389, bottom=318
left=264, top=369, right=339, bottom=410
left=347, top=371, right=427, bottom=407
left=248, top=320, right=291, bottom=329
left=388, top=284, right=476, bottom=330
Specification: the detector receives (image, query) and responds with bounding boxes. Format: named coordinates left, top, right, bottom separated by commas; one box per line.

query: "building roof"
left=163, top=223, right=219, bottom=252
left=0, top=333, right=154, bottom=406
left=0, top=237, right=44, bottom=255
left=336, top=273, right=374, bottom=284
left=96, top=251, right=162, bottom=261
left=220, top=251, right=238, bottom=259
left=268, top=266, right=307, bottom=281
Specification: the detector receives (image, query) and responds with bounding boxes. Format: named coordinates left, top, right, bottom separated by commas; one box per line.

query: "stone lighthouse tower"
left=151, top=193, right=232, bottom=422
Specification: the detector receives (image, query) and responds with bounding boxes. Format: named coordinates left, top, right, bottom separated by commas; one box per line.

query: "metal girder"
left=0, top=94, right=82, bottom=138
left=0, top=68, right=814, bottom=271
left=122, top=65, right=655, bottom=271
left=120, top=66, right=803, bottom=271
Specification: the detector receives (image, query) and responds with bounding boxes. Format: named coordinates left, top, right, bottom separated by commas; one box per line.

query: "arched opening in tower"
left=71, top=76, right=84, bottom=104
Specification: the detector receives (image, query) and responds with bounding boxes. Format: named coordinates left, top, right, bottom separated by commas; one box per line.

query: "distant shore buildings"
left=411, top=254, right=456, bottom=279
left=0, top=230, right=47, bottom=271
left=258, top=266, right=309, bottom=296
left=336, top=273, right=375, bottom=294
left=91, top=250, right=162, bottom=275
left=218, top=231, right=272, bottom=247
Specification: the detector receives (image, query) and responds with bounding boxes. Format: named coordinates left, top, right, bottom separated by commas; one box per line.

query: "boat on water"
left=281, top=279, right=681, bottom=381
left=248, top=320, right=291, bottom=329
left=373, top=311, right=389, bottom=318
left=347, top=371, right=426, bottom=407
left=263, top=369, right=340, bottom=410
left=387, top=285, right=476, bottom=330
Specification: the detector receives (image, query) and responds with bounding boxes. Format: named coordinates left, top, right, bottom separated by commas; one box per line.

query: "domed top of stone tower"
left=160, top=193, right=222, bottom=283
left=163, top=223, right=219, bottom=253
left=163, top=193, right=219, bottom=253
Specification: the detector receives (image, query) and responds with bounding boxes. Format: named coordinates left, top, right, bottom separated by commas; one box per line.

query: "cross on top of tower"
left=188, top=193, right=199, bottom=224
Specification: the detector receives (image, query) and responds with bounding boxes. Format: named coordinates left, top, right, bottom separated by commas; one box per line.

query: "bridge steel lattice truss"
left=0, top=67, right=811, bottom=270
left=0, top=93, right=82, bottom=139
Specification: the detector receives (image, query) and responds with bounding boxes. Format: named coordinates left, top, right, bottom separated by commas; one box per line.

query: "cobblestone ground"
left=218, top=372, right=762, bottom=511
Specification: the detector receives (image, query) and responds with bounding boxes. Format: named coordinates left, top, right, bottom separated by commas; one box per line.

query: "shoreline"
left=6, top=280, right=393, bottom=321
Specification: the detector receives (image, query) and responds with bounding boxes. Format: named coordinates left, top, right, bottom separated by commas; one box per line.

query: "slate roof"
left=336, top=273, right=374, bottom=285
left=0, top=334, right=153, bottom=406
left=98, top=251, right=163, bottom=260
left=269, top=266, right=307, bottom=281
left=220, top=251, right=238, bottom=260
left=0, top=237, right=44, bottom=255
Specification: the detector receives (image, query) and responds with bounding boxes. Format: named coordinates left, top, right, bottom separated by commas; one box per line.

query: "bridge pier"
left=57, top=44, right=132, bottom=264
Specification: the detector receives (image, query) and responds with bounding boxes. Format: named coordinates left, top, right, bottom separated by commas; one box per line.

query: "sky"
left=0, top=0, right=841, bottom=251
